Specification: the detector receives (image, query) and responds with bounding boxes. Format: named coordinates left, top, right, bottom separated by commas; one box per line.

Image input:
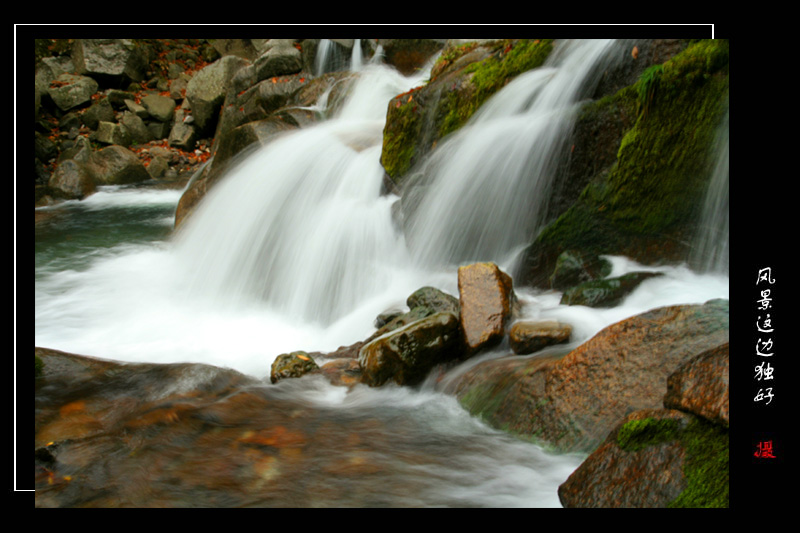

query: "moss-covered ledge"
left=519, top=39, right=729, bottom=288
left=380, top=39, right=554, bottom=189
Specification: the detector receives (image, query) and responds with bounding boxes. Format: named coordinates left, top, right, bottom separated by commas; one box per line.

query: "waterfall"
left=173, top=62, right=432, bottom=326
left=313, top=39, right=363, bottom=76
left=690, top=107, right=729, bottom=274
left=173, top=39, right=625, bottom=327
left=402, top=39, right=623, bottom=271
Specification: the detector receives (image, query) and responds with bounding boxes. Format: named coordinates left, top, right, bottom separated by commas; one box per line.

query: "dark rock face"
left=454, top=299, right=729, bottom=454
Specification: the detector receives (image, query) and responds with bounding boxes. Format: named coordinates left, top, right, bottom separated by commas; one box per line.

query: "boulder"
left=364, top=286, right=460, bottom=347
left=508, top=320, right=572, bottom=355
left=270, top=351, right=320, bottom=384
left=254, top=39, right=302, bottom=80
left=358, top=311, right=461, bottom=387
left=377, top=39, right=445, bottom=76
left=120, top=111, right=155, bottom=145
left=186, top=55, right=250, bottom=136
left=141, top=94, right=177, bottom=123
left=406, top=286, right=460, bottom=315
left=518, top=40, right=729, bottom=288
left=48, top=159, right=96, bottom=200
left=82, top=98, right=115, bottom=130
left=664, top=342, right=729, bottom=427
left=457, top=262, right=516, bottom=355
left=71, top=39, right=148, bottom=86
left=558, top=408, right=728, bottom=507
left=86, top=145, right=151, bottom=185
left=215, top=74, right=307, bottom=142
left=95, top=120, right=132, bottom=147
left=454, top=299, right=729, bottom=453
left=382, top=39, right=553, bottom=189
left=47, top=73, right=99, bottom=111
left=319, top=358, right=362, bottom=388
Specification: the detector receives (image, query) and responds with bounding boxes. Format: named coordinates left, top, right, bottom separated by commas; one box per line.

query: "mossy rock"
left=559, top=409, right=729, bottom=508
left=560, top=271, right=663, bottom=308
left=270, top=351, right=320, bottom=384
left=380, top=39, right=553, bottom=189
left=519, top=39, right=729, bottom=288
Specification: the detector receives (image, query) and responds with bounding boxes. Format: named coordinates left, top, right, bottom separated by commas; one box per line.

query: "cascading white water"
left=173, top=57, right=430, bottom=326
left=691, top=107, right=729, bottom=274
left=403, top=39, right=623, bottom=270
left=313, top=39, right=363, bottom=76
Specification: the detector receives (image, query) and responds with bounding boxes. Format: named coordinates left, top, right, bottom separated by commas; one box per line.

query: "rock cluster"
left=35, top=39, right=221, bottom=205
left=270, top=262, right=523, bottom=388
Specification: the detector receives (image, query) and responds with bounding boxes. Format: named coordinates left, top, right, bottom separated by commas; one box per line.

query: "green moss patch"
left=616, top=415, right=729, bottom=507
left=530, top=39, right=729, bottom=268
left=439, top=39, right=553, bottom=138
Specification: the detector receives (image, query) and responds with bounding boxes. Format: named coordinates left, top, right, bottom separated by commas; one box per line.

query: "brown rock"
left=508, top=320, right=572, bottom=355
left=358, top=311, right=461, bottom=387
left=664, top=342, right=729, bottom=427
left=457, top=262, right=515, bottom=355
left=319, top=358, right=362, bottom=388
left=557, top=409, right=690, bottom=508
left=270, top=351, right=320, bottom=384
left=454, top=299, right=729, bottom=453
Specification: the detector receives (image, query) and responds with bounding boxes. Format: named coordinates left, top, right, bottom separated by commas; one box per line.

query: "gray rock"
left=120, top=112, right=154, bottom=145
left=86, top=145, right=150, bottom=185
left=47, top=73, right=99, bottom=111
left=141, top=94, right=176, bottom=123
left=71, top=39, right=147, bottom=84
left=186, top=55, right=250, bottom=135
left=254, top=40, right=302, bottom=81
left=95, top=121, right=132, bottom=147
left=48, top=159, right=96, bottom=199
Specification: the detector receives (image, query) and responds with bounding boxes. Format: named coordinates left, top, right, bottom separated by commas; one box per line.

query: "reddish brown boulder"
left=664, top=342, right=729, bottom=427
left=457, top=262, right=515, bottom=355
left=557, top=408, right=729, bottom=507
left=454, top=299, right=729, bottom=453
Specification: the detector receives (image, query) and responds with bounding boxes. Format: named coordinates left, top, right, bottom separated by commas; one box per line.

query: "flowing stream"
left=34, top=39, right=729, bottom=507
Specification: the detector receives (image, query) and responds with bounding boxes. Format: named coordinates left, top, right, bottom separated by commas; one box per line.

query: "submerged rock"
left=508, top=320, right=572, bottom=355
left=560, top=271, right=663, bottom=308
left=548, top=250, right=612, bottom=290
